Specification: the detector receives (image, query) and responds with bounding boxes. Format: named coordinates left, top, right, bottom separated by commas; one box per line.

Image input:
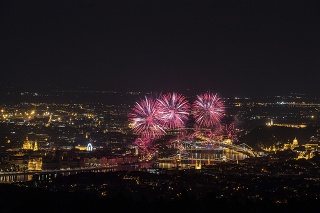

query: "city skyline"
left=1, top=0, right=320, bottom=97
left=1, top=1, right=320, bottom=211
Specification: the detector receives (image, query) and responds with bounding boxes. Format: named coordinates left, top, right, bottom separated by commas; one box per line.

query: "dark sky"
left=1, top=0, right=320, bottom=97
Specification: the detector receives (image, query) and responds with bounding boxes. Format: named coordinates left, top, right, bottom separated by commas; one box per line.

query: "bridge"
left=178, top=140, right=257, bottom=157
left=0, top=166, right=118, bottom=183
left=0, top=162, right=155, bottom=183
left=156, top=140, right=258, bottom=170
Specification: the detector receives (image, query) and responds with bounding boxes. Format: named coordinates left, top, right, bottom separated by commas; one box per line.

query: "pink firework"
left=157, top=92, right=190, bottom=129
left=134, top=138, right=158, bottom=161
left=224, top=123, right=239, bottom=142
left=129, top=96, right=166, bottom=138
left=192, top=93, right=225, bottom=128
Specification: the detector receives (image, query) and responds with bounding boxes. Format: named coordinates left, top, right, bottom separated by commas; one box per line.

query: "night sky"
left=1, top=0, right=320, bottom=97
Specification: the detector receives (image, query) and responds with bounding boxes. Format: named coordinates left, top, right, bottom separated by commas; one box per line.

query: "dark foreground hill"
left=0, top=167, right=319, bottom=213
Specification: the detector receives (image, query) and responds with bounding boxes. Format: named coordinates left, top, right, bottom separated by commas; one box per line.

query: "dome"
left=293, top=137, right=298, bottom=146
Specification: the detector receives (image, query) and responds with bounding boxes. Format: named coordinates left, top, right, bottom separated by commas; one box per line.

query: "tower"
left=33, top=140, right=38, bottom=151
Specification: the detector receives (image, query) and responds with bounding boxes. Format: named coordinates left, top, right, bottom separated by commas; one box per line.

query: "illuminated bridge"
left=185, top=141, right=257, bottom=157
left=157, top=140, right=258, bottom=169
left=182, top=141, right=258, bottom=157
left=0, top=166, right=117, bottom=183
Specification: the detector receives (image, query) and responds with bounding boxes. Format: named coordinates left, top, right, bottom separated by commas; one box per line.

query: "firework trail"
left=157, top=92, right=190, bottom=129
left=192, top=92, right=225, bottom=128
left=129, top=96, right=166, bottom=138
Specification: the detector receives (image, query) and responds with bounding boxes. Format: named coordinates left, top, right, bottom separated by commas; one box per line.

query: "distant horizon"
left=0, top=82, right=318, bottom=100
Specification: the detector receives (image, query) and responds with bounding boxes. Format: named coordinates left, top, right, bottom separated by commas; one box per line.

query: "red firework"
left=192, top=93, right=225, bottom=128
left=129, top=96, right=166, bottom=138
left=157, top=92, right=190, bottom=129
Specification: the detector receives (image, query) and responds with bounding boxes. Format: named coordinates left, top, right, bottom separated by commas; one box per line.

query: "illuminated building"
left=22, top=136, right=39, bottom=151
left=75, top=143, right=94, bottom=151
left=28, top=157, right=42, bottom=171
left=292, top=137, right=298, bottom=147
left=273, top=123, right=307, bottom=128
left=283, top=137, right=299, bottom=150
left=266, top=119, right=274, bottom=126
left=22, top=136, right=33, bottom=150
left=266, top=121, right=307, bottom=128
left=304, top=142, right=320, bottom=151
left=33, top=141, right=38, bottom=151
left=87, top=143, right=93, bottom=151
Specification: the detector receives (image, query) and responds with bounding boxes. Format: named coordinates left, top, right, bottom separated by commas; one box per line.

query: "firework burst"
left=157, top=92, right=190, bottom=129
left=192, top=93, right=225, bottom=128
left=129, top=96, right=166, bottom=138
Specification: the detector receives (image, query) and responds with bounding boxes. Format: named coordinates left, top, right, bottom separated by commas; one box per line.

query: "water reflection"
left=157, top=149, right=248, bottom=169
left=0, top=165, right=144, bottom=183
left=0, top=174, right=33, bottom=183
